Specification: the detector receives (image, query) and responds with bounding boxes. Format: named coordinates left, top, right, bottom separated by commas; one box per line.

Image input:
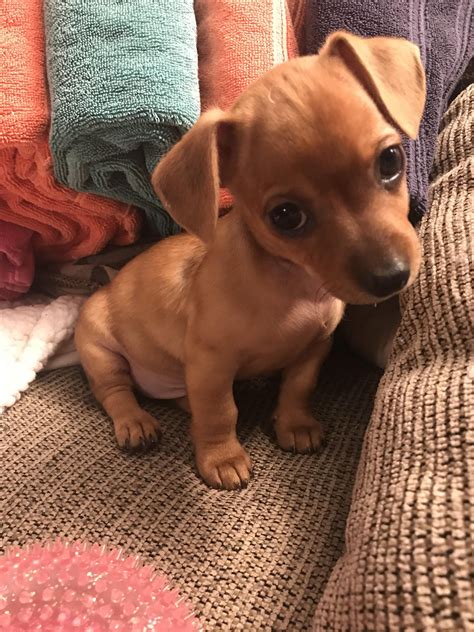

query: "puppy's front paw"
left=274, top=412, right=324, bottom=454
left=114, top=411, right=161, bottom=452
left=195, top=440, right=253, bottom=490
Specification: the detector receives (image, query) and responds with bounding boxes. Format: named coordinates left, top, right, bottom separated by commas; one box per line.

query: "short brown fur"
left=75, top=32, right=425, bottom=489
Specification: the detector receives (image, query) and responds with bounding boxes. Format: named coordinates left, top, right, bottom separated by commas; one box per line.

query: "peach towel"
left=196, top=0, right=299, bottom=209
left=0, top=0, right=140, bottom=263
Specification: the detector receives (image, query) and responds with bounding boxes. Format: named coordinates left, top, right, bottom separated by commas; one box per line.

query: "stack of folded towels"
left=0, top=0, right=299, bottom=300
left=0, top=0, right=298, bottom=409
left=0, top=0, right=142, bottom=293
left=1, top=0, right=471, bottom=297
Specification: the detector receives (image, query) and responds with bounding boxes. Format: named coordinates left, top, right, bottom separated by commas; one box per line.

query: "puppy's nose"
left=362, top=260, right=410, bottom=298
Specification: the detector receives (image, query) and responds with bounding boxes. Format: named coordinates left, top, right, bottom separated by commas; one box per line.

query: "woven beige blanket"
left=314, top=86, right=473, bottom=631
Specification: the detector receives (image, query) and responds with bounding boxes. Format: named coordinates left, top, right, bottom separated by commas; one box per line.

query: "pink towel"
left=0, top=221, right=34, bottom=300
left=196, top=0, right=299, bottom=210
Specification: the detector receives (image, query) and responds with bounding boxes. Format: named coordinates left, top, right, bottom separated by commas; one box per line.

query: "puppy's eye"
left=269, top=202, right=308, bottom=234
left=377, top=144, right=404, bottom=186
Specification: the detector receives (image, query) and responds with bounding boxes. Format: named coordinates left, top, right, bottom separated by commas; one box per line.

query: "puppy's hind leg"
left=75, top=318, right=161, bottom=452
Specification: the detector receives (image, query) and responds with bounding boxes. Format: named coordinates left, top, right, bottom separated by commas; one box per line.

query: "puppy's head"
left=152, top=31, right=426, bottom=304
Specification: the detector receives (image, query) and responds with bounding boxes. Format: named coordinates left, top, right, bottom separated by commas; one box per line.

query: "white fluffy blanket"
left=0, top=295, right=84, bottom=413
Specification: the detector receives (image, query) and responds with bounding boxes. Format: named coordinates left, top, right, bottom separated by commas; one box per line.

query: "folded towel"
left=0, top=0, right=49, bottom=145
left=197, top=0, right=298, bottom=111
left=0, top=294, right=84, bottom=413
left=0, top=140, right=141, bottom=263
left=0, top=0, right=141, bottom=264
left=0, top=222, right=34, bottom=300
left=44, top=0, right=200, bottom=235
left=304, top=1, right=473, bottom=223
left=196, top=0, right=298, bottom=210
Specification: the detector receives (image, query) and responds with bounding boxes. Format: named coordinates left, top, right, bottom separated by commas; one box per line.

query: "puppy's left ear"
left=152, top=108, right=236, bottom=244
left=321, top=31, right=426, bottom=138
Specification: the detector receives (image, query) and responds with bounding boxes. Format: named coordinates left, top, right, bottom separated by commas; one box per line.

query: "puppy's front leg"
left=274, top=337, right=332, bottom=453
left=186, top=347, right=252, bottom=490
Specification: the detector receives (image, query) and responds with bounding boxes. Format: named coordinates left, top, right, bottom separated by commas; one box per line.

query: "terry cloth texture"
left=0, top=0, right=140, bottom=264
left=44, top=0, right=200, bottom=236
left=0, top=222, right=34, bottom=300
left=304, top=0, right=473, bottom=224
left=314, top=85, right=473, bottom=631
left=0, top=0, right=49, bottom=144
left=197, top=0, right=297, bottom=112
left=0, top=347, right=381, bottom=630
left=195, top=0, right=298, bottom=210
left=0, top=295, right=85, bottom=413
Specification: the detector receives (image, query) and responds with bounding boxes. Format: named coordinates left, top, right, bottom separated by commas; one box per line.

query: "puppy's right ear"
left=152, top=108, right=234, bottom=244
left=321, top=31, right=426, bottom=139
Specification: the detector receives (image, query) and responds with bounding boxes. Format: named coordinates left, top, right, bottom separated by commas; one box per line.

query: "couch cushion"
left=314, top=85, right=473, bottom=631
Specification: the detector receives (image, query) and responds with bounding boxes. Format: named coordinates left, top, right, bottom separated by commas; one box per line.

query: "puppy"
left=75, top=31, right=425, bottom=490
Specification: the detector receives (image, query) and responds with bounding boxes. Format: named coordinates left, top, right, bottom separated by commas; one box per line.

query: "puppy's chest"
left=238, top=296, right=342, bottom=376
left=281, top=297, right=334, bottom=334
left=273, top=295, right=340, bottom=345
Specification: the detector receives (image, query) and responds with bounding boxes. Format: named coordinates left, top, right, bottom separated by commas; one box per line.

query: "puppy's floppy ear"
left=321, top=31, right=426, bottom=139
left=152, top=108, right=235, bottom=244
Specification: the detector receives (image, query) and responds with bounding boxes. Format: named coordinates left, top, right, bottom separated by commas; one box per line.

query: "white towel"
left=0, top=295, right=84, bottom=413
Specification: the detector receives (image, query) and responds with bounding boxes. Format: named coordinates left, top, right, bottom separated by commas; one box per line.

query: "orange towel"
left=196, top=0, right=299, bottom=210
left=0, top=0, right=140, bottom=263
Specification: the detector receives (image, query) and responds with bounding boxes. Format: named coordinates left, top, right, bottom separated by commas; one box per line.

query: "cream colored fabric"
left=0, top=294, right=84, bottom=412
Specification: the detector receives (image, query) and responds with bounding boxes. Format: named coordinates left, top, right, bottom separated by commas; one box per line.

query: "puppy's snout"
left=358, top=258, right=411, bottom=299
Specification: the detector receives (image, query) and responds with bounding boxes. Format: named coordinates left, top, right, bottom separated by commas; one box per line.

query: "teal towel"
left=44, top=0, right=200, bottom=235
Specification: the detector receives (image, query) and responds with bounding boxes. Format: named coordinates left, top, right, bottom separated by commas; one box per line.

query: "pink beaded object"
left=0, top=541, right=201, bottom=631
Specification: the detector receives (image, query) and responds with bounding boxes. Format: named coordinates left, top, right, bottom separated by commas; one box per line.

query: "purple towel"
left=304, top=1, right=473, bottom=223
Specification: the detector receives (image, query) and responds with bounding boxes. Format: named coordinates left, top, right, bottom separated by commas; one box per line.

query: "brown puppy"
left=75, top=31, right=425, bottom=490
